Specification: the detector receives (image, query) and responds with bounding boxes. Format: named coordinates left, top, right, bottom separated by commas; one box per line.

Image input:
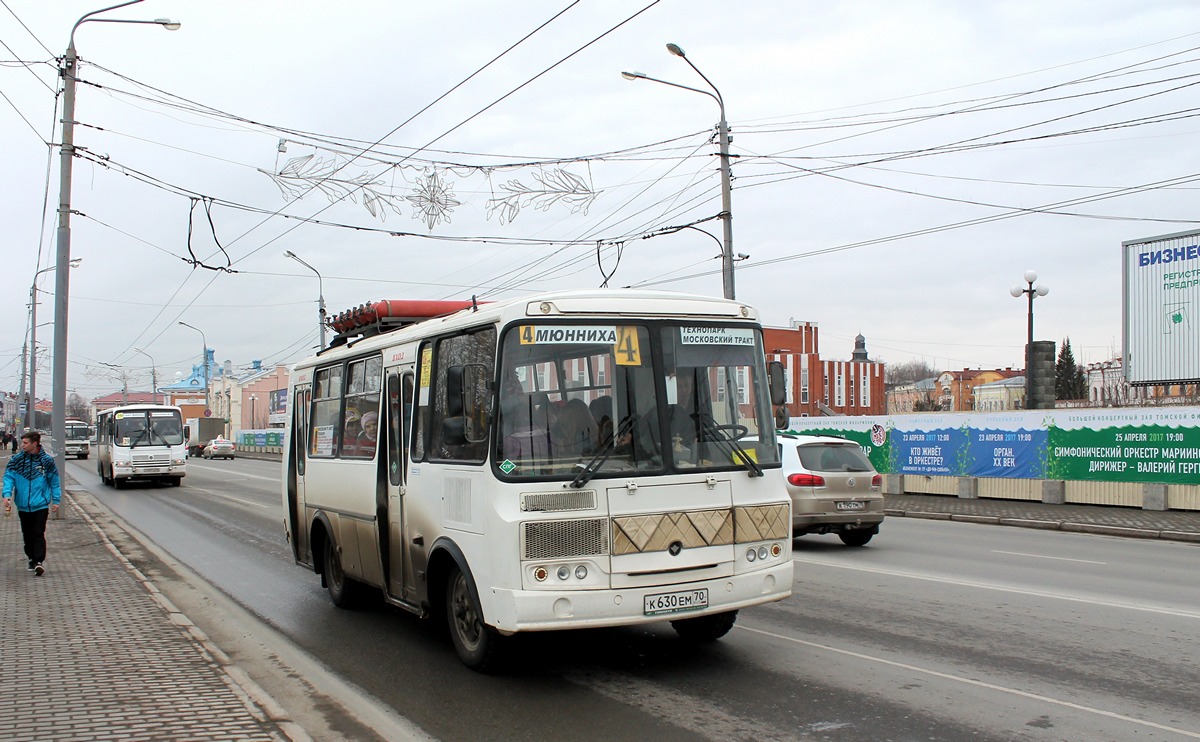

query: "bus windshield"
left=114, top=410, right=184, bottom=448
left=65, top=423, right=90, bottom=441
left=496, top=322, right=779, bottom=480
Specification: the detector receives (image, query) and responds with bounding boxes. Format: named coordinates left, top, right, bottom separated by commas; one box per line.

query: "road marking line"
left=738, top=625, right=1200, bottom=739
left=991, top=549, right=1107, bottom=565
left=186, top=463, right=278, bottom=482
left=792, top=555, right=1200, bottom=619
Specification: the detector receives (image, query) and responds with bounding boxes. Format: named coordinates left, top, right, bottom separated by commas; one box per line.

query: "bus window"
left=429, top=327, right=495, bottom=463
left=344, top=355, right=382, bottom=459
left=310, top=365, right=342, bottom=457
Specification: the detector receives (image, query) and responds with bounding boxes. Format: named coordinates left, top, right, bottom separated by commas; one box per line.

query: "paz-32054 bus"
left=283, top=289, right=793, bottom=670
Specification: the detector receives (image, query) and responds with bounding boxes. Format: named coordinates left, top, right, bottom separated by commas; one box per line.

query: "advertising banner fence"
left=786, top=407, right=1200, bottom=484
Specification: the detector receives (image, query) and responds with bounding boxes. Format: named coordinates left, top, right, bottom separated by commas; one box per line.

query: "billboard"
left=786, top=407, right=1200, bottom=485
left=1123, top=229, right=1200, bottom=385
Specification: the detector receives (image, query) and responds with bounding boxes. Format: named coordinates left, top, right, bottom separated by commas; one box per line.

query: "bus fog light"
left=557, top=566, right=570, bottom=580
left=770, top=543, right=782, bottom=557
left=533, top=566, right=548, bottom=582
left=757, top=546, right=768, bottom=560
left=746, top=548, right=756, bottom=562
left=574, top=565, right=587, bottom=580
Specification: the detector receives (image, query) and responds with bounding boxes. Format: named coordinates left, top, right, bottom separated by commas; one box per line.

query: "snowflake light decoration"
left=405, top=170, right=461, bottom=231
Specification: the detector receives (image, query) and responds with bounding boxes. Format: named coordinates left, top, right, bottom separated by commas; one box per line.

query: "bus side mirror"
left=442, top=417, right=468, bottom=445
left=768, top=361, right=787, bottom=406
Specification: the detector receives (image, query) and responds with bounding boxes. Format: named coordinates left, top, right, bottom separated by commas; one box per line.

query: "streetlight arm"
left=70, top=0, right=146, bottom=45
left=621, top=71, right=721, bottom=108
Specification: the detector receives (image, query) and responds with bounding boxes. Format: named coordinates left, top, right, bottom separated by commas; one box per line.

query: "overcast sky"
left=4, top=0, right=1200, bottom=400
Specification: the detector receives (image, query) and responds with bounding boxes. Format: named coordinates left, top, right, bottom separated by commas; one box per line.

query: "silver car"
left=779, top=433, right=883, bottom=546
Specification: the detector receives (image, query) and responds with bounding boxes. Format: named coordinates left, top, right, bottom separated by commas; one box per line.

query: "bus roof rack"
left=327, top=298, right=480, bottom=347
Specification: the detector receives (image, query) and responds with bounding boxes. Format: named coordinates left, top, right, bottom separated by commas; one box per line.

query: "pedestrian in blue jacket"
left=3, top=430, right=61, bottom=576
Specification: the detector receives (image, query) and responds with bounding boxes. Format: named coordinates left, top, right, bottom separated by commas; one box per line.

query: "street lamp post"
left=29, top=260, right=80, bottom=432
left=51, top=0, right=179, bottom=474
left=1010, top=270, right=1050, bottom=409
left=249, top=395, right=257, bottom=430
left=177, top=322, right=209, bottom=414
left=284, top=250, right=327, bottom=348
left=133, top=347, right=158, bottom=403
left=623, top=42, right=736, bottom=300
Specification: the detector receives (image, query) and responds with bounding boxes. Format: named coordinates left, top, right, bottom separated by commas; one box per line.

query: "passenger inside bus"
left=355, top=412, right=379, bottom=458
left=549, top=398, right=597, bottom=458
left=501, top=392, right=551, bottom=465
left=668, top=368, right=703, bottom=463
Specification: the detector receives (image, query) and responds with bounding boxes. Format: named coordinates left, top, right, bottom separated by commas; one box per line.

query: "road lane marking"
left=185, top=463, right=279, bottom=482
left=991, top=549, right=1107, bottom=565
left=792, top=555, right=1200, bottom=620
left=738, top=625, right=1200, bottom=739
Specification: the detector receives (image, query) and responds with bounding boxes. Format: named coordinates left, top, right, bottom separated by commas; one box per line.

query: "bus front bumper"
left=485, top=561, right=793, bottom=634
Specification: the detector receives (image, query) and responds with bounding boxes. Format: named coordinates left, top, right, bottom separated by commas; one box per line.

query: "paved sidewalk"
left=886, top=493, right=1200, bottom=543
left=1, top=485, right=302, bottom=741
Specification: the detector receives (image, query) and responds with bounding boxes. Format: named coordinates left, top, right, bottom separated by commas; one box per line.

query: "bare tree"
left=885, top=359, right=938, bottom=386
left=65, top=392, right=91, bottom=423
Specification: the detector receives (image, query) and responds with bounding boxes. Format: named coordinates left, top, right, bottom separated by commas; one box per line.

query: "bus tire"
left=446, top=564, right=501, bottom=671
left=113, top=475, right=127, bottom=490
left=670, top=610, right=738, bottom=642
left=323, top=536, right=361, bottom=609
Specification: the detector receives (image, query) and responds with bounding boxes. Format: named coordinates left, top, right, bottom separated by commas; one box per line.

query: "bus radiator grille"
left=521, top=518, right=608, bottom=560
left=520, top=490, right=597, bottom=513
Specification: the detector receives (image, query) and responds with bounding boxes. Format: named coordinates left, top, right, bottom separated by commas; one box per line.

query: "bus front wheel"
left=446, top=564, right=501, bottom=671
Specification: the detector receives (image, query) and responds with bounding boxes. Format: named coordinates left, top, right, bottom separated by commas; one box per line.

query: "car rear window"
left=795, top=443, right=873, bottom=473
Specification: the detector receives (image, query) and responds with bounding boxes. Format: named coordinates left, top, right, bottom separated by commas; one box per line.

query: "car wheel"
left=670, top=610, right=739, bottom=642
left=839, top=530, right=874, bottom=547
left=323, top=537, right=361, bottom=609
left=446, top=564, right=502, bottom=671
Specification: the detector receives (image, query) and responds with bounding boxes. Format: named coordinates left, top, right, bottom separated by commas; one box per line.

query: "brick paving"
left=1, top=468, right=294, bottom=741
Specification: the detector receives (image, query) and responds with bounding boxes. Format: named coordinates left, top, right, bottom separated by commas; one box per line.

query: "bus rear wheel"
left=323, top=537, right=361, bottom=609
left=446, top=564, right=502, bottom=671
left=670, top=610, right=738, bottom=642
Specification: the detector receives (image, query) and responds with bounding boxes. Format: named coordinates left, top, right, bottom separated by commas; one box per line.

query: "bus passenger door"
left=288, top=384, right=312, bottom=562
left=384, top=370, right=416, bottom=602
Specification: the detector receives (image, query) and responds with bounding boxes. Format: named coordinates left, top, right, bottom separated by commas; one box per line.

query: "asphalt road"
left=67, top=457, right=1200, bottom=741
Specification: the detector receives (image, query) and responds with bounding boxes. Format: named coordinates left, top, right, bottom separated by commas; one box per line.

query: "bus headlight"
left=574, top=565, right=587, bottom=580
left=533, top=566, right=548, bottom=582
left=557, top=566, right=570, bottom=580
left=746, top=548, right=757, bottom=562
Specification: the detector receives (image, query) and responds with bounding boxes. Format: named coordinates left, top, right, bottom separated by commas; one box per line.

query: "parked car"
left=778, top=433, right=883, bottom=546
left=202, top=438, right=236, bottom=460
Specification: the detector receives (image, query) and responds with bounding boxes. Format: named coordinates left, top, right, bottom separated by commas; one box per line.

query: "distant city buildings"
left=764, top=323, right=886, bottom=417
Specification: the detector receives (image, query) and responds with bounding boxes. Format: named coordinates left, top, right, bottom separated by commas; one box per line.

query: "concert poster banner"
left=784, top=407, right=1200, bottom=485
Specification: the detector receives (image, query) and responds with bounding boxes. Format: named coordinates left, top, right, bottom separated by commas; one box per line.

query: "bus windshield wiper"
left=129, top=427, right=150, bottom=448
left=696, top=413, right=763, bottom=477
left=570, top=414, right=636, bottom=489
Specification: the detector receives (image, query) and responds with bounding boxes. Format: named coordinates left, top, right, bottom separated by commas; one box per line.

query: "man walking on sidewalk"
left=3, top=431, right=61, bottom=576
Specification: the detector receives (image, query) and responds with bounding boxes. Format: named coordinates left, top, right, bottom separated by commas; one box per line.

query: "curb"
left=885, top=507, right=1200, bottom=544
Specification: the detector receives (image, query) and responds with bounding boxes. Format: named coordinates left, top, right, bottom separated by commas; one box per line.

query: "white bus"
left=63, top=418, right=92, bottom=459
left=283, top=290, right=793, bottom=670
left=96, top=404, right=187, bottom=488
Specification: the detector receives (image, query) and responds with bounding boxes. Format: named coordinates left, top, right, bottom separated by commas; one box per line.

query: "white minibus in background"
left=96, top=404, right=187, bottom=488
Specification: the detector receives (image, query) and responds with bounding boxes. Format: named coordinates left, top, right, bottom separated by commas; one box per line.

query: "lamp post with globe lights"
left=1011, top=270, right=1049, bottom=408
